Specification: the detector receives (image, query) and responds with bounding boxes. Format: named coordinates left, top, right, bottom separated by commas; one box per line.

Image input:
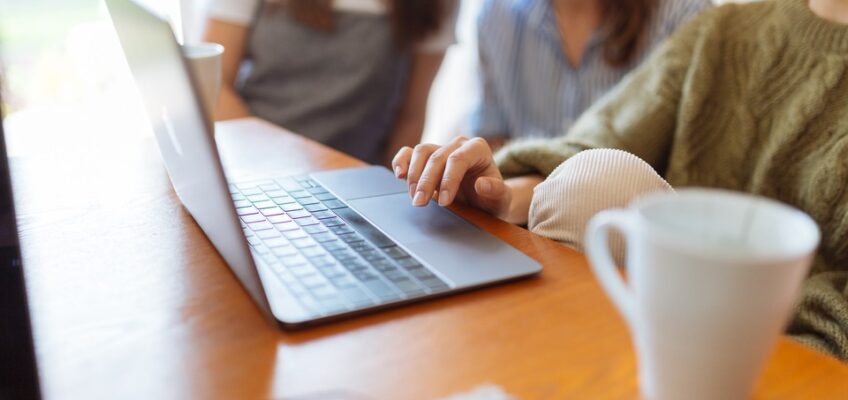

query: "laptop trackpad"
left=346, top=193, right=483, bottom=244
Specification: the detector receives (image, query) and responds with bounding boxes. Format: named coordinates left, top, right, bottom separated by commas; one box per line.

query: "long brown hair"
left=599, top=0, right=658, bottom=66
left=284, top=0, right=446, bottom=49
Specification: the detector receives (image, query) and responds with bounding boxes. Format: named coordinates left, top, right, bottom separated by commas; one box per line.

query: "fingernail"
left=438, top=190, right=450, bottom=206
left=413, top=190, right=428, bottom=206
left=408, top=183, right=416, bottom=198
left=479, top=179, right=492, bottom=194
left=394, top=166, right=401, bottom=178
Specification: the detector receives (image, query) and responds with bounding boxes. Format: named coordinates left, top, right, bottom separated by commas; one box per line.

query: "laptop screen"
left=0, top=95, right=41, bottom=399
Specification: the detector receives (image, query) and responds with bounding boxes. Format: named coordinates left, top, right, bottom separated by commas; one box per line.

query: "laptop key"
left=264, top=189, right=289, bottom=198
left=321, top=240, right=346, bottom=251
left=256, top=229, right=282, bottom=240
left=289, top=190, right=312, bottom=199
left=315, top=193, right=337, bottom=201
left=260, top=183, right=281, bottom=192
left=301, top=247, right=326, bottom=258
left=382, top=270, right=408, bottom=282
left=303, top=224, right=328, bottom=234
left=331, top=249, right=359, bottom=261
left=383, top=246, right=409, bottom=259
left=350, top=241, right=373, bottom=252
left=329, top=224, right=355, bottom=235
left=247, top=236, right=262, bottom=246
left=321, top=217, right=345, bottom=227
left=234, top=199, right=251, bottom=208
left=332, top=207, right=395, bottom=248
left=274, top=221, right=300, bottom=232
left=324, top=200, right=347, bottom=209
left=407, top=267, right=436, bottom=280
left=308, top=255, right=336, bottom=267
left=281, top=203, right=303, bottom=212
left=287, top=209, right=311, bottom=219
left=394, top=278, right=425, bottom=295
left=292, top=237, right=317, bottom=248
left=373, top=260, right=398, bottom=272
left=287, top=263, right=313, bottom=276
left=254, top=200, right=277, bottom=209
left=300, top=274, right=327, bottom=289
left=263, top=237, right=288, bottom=248
left=271, top=246, right=299, bottom=257
left=361, top=251, right=384, bottom=262
left=304, top=203, right=327, bottom=212
left=362, top=280, right=400, bottom=301
left=260, top=207, right=285, bottom=217
left=306, top=186, right=327, bottom=194
left=295, top=217, right=320, bottom=226
left=237, top=206, right=260, bottom=216
left=328, top=274, right=357, bottom=288
left=312, top=210, right=336, bottom=219
left=278, top=179, right=302, bottom=192
left=248, top=221, right=274, bottom=231
left=267, top=214, right=292, bottom=224
left=337, top=287, right=373, bottom=306
left=337, top=233, right=364, bottom=243
left=353, top=271, right=380, bottom=281
left=283, top=230, right=308, bottom=240
left=421, top=279, right=449, bottom=292
left=240, top=187, right=262, bottom=196
left=247, top=194, right=269, bottom=202
left=312, top=232, right=336, bottom=242
left=296, top=196, right=320, bottom=206
left=396, top=258, right=421, bottom=268
left=316, top=264, right=345, bottom=277
left=342, top=260, right=369, bottom=272
left=273, top=197, right=297, bottom=205
left=241, top=214, right=266, bottom=224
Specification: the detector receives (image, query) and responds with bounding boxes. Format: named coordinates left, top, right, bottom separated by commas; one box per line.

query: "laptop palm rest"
left=347, top=193, right=541, bottom=287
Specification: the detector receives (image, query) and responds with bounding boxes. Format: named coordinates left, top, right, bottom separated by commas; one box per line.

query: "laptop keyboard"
left=230, top=176, right=450, bottom=317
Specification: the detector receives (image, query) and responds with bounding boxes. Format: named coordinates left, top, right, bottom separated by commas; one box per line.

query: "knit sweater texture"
left=496, top=0, right=848, bottom=361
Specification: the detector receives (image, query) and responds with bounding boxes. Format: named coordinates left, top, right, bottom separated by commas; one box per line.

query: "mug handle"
left=585, top=209, right=636, bottom=327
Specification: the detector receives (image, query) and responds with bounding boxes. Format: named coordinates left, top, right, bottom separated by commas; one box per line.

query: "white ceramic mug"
left=182, top=42, right=224, bottom=125
left=584, top=189, right=819, bottom=400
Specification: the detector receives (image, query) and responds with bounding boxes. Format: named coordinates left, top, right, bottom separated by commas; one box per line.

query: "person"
left=470, top=0, right=710, bottom=149
left=392, top=0, right=848, bottom=360
left=203, top=0, right=459, bottom=165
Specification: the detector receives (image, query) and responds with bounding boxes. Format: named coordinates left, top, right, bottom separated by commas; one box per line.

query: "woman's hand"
left=392, top=136, right=513, bottom=218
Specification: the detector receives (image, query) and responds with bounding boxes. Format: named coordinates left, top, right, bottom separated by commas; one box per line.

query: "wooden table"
left=12, top=117, right=848, bottom=399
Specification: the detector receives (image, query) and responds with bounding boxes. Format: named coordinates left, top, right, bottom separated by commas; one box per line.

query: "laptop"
left=105, top=0, right=541, bottom=328
left=0, top=94, right=42, bottom=398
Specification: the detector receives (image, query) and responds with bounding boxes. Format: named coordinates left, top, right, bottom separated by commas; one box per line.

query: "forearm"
left=501, top=175, right=544, bottom=225
left=215, top=86, right=251, bottom=121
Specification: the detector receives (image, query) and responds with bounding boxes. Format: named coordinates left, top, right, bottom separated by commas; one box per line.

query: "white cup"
left=584, top=189, right=819, bottom=400
left=181, top=42, right=224, bottom=124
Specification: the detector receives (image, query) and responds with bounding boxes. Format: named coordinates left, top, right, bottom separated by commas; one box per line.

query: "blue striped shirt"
left=470, top=0, right=711, bottom=139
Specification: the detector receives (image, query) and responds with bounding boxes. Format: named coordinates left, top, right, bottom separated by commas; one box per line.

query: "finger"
left=437, top=149, right=473, bottom=206
left=391, top=146, right=413, bottom=179
left=437, top=137, right=486, bottom=206
left=473, top=176, right=510, bottom=215
left=415, top=137, right=469, bottom=206
left=406, top=144, right=438, bottom=198
left=413, top=148, right=453, bottom=206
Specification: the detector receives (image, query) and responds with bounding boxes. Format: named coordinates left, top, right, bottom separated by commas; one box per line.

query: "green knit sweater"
left=496, top=0, right=848, bottom=361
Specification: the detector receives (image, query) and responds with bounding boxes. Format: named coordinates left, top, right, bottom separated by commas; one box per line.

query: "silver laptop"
left=106, top=0, right=541, bottom=328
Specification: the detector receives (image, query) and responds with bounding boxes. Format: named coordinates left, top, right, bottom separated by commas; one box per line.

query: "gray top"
left=238, top=8, right=407, bottom=164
